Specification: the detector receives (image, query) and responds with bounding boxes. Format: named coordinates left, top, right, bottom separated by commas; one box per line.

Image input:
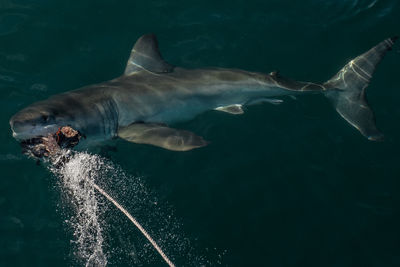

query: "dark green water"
left=1, top=0, right=400, bottom=266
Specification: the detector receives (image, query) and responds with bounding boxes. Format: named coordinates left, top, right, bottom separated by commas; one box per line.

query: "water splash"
left=50, top=152, right=107, bottom=267
left=47, top=150, right=201, bottom=266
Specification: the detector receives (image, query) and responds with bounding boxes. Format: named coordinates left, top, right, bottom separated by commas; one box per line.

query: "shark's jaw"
left=18, top=126, right=82, bottom=159
left=11, top=124, right=60, bottom=141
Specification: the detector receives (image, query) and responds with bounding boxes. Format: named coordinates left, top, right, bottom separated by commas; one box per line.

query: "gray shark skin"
left=9, top=34, right=398, bottom=151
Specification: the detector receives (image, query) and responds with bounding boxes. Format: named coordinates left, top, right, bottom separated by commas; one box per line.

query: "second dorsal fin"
left=124, top=34, right=174, bottom=75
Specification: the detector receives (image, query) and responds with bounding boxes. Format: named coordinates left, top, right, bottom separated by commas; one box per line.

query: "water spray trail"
left=49, top=150, right=176, bottom=266
left=51, top=152, right=107, bottom=267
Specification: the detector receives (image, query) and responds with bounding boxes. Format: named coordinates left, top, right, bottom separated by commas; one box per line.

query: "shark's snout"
left=9, top=115, right=23, bottom=136
left=9, top=110, right=58, bottom=141
left=10, top=117, right=25, bottom=133
left=9, top=116, right=31, bottom=140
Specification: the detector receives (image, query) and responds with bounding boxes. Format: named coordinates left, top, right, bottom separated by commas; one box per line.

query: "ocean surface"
left=1, top=0, right=400, bottom=266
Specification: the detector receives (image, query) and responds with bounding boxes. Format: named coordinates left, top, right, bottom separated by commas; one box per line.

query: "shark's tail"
left=323, top=37, right=398, bottom=141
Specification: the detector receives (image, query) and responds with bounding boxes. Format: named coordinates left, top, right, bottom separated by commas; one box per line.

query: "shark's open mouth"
left=21, top=126, right=82, bottom=159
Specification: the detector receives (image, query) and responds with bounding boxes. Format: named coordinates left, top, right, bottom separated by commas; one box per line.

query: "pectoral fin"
left=215, top=104, right=244, bottom=114
left=118, top=123, right=208, bottom=151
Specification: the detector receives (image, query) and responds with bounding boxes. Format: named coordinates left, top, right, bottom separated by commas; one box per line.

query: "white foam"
left=50, top=152, right=107, bottom=267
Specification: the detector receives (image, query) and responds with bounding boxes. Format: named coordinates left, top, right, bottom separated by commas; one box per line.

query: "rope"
left=91, top=182, right=175, bottom=267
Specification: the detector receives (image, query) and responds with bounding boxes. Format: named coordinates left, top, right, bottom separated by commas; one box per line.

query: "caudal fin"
left=324, top=37, right=398, bottom=141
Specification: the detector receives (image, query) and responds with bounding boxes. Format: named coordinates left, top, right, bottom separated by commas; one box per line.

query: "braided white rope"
left=92, top=183, right=175, bottom=267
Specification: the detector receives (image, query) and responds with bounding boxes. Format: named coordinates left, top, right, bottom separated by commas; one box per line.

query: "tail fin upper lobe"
left=324, top=37, right=398, bottom=141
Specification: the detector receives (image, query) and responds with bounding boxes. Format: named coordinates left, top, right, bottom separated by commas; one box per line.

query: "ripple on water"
left=311, top=0, right=396, bottom=25
left=0, top=153, right=23, bottom=161
left=0, top=13, right=28, bottom=36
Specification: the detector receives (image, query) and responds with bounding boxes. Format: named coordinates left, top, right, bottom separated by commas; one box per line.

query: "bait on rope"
left=21, top=126, right=175, bottom=266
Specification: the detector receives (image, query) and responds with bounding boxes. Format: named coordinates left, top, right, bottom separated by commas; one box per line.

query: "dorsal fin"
left=124, top=34, right=174, bottom=75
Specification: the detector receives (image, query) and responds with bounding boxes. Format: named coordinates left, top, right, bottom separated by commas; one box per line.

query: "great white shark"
left=10, top=34, right=398, bottom=151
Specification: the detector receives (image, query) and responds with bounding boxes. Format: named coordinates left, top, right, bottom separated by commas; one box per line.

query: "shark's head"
left=10, top=89, right=119, bottom=147
left=10, top=102, right=68, bottom=141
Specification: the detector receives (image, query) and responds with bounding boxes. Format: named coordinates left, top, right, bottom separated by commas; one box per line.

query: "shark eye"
left=41, top=115, right=49, bottom=122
